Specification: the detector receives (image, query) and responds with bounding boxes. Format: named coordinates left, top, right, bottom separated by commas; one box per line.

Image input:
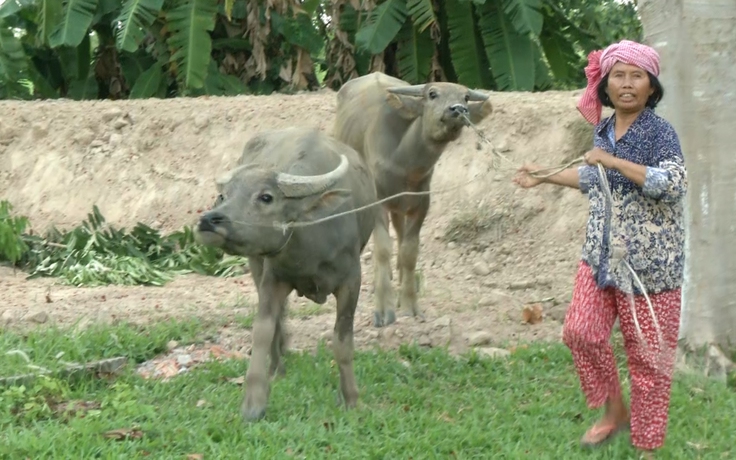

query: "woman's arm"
left=610, top=125, right=688, bottom=202
left=611, top=157, right=647, bottom=186
left=514, top=164, right=584, bottom=190
left=540, top=167, right=582, bottom=189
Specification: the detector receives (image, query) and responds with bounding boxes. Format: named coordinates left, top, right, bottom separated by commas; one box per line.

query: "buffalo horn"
left=468, top=89, right=490, bottom=101
left=276, top=154, right=350, bottom=198
left=386, top=84, right=425, bottom=97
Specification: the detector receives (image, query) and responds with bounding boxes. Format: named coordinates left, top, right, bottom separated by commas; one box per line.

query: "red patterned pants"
left=562, top=261, right=681, bottom=450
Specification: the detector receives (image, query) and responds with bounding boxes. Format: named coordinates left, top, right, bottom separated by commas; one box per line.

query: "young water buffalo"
left=195, top=127, right=377, bottom=421
left=333, top=72, right=493, bottom=327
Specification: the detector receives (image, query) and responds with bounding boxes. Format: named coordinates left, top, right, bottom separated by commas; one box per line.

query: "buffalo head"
left=385, top=82, right=493, bottom=142
left=196, top=155, right=352, bottom=257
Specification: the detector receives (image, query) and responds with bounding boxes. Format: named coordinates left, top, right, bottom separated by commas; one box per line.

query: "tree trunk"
left=639, top=0, right=736, bottom=379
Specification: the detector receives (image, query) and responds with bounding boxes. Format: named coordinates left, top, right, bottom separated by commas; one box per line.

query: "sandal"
left=580, top=419, right=630, bottom=447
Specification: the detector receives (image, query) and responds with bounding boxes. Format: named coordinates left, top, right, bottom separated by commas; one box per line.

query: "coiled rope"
left=461, top=117, right=667, bottom=371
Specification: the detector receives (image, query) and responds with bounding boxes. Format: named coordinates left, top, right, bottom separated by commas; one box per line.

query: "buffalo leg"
left=247, top=257, right=285, bottom=378
left=269, top=308, right=287, bottom=378
left=242, top=273, right=291, bottom=422
left=372, top=208, right=396, bottom=327
left=333, top=269, right=361, bottom=408
left=390, top=210, right=405, bottom=284
left=397, top=197, right=429, bottom=319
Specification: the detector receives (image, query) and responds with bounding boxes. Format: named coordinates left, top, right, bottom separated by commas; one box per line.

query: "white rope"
left=220, top=117, right=668, bottom=372
left=259, top=115, right=582, bottom=232
left=596, top=163, right=667, bottom=372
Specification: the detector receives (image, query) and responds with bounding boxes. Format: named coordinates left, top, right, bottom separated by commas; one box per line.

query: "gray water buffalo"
left=195, top=127, right=377, bottom=421
left=333, top=72, right=493, bottom=328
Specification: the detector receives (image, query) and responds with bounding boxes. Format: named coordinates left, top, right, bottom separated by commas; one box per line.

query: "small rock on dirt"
left=477, top=296, right=499, bottom=307
left=109, top=133, right=123, bottom=147
left=167, top=340, right=179, bottom=351
left=25, top=311, right=49, bottom=324
left=113, top=118, right=128, bottom=129
left=32, top=122, right=48, bottom=140
left=193, top=114, right=209, bottom=131
left=477, top=347, right=511, bottom=359
left=177, top=354, right=193, bottom=366
left=1, top=309, right=15, bottom=325
left=467, top=331, right=493, bottom=346
left=418, top=335, right=432, bottom=347
left=102, top=108, right=123, bottom=121
left=508, top=280, right=535, bottom=290
left=481, top=279, right=500, bottom=288
left=433, top=315, right=451, bottom=328
left=472, top=261, right=492, bottom=276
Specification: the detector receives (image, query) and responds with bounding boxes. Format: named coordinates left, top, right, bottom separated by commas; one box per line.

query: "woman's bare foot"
left=580, top=396, right=630, bottom=447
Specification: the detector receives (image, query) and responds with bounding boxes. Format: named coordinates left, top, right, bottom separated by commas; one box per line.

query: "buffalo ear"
left=386, top=93, right=423, bottom=120
left=467, top=99, right=493, bottom=124
left=303, top=189, right=353, bottom=219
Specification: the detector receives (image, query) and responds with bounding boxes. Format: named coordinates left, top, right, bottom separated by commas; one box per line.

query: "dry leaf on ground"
left=103, top=428, right=144, bottom=441
left=53, top=400, right=101, bottom=417
left=522, top=303, right=544, bottom=324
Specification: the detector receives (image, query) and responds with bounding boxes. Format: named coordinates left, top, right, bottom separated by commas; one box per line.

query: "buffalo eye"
left=428, top=89, right=438, bottom=100
left=258, top=193, right=273, bottom=204
left=464, top=94, right=470, bottom=102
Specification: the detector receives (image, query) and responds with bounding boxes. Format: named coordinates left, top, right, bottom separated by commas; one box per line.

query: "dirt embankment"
left=0, top=88, right=596, bottom=354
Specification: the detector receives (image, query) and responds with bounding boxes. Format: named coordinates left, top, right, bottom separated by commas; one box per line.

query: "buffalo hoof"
left=335, top=391, right=358, bottom=409
left=241, top=390, right=268, bottom=422
left=373, top=310, right=396, bottom=328
left=241, top=404, right=266, bottom=422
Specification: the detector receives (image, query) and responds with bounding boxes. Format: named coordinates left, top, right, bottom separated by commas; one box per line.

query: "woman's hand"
left=513, top=163, right=545, bottom=189
left=583, top=148, right=620, bottom=169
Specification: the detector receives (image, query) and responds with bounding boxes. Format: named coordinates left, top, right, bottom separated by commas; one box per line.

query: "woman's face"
left=606, top=61, right=654, bottom=113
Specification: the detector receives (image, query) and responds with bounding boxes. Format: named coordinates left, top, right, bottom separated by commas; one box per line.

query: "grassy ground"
left=1, top=320, right=734, bottom=459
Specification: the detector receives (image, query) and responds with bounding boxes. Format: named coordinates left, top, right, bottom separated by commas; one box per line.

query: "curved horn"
left=468, top=89, right=490, bottom=101
left=276, top=154, right=350, bottom=198
left=386, top=84, right=425, bottom=97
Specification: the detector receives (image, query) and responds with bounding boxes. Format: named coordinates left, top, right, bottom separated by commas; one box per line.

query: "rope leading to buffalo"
left=230, top=115, right=666, bottom=371
left=279, top=118, right=584, bottom=231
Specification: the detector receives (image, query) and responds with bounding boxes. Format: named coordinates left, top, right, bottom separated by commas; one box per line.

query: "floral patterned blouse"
left=577, top=107, right=688, bottom=295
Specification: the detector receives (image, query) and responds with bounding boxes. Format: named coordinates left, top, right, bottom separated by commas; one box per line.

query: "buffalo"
left=333, top=72, right=493, bottom=327
left=196, top=127, right=377, bottom=421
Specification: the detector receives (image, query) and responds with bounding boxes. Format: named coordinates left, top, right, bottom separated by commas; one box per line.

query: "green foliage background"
left=0, top=0, right=642, bottom=100
left=0, top=201, right=247, bottom=286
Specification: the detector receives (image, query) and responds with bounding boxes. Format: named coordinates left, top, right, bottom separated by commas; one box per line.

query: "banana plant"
left=0, top=0, right=323, bottom=100
left=0, top=0, right=641, bottom=99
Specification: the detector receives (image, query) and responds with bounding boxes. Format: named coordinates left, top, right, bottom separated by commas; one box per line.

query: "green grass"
left=1, top=321, right=734, bottom=459
left=0, top=319, right=203, bottom=378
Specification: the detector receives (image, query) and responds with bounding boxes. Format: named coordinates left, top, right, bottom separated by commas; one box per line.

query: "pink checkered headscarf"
left=576, top=39, right=660, bottom=125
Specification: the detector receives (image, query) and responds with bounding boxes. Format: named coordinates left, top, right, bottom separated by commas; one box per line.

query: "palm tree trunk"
left=639, top=0, right=736, bottom=378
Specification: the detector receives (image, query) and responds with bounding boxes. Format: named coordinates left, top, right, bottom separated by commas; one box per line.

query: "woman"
left=513, top=40, right=687, bottom=458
